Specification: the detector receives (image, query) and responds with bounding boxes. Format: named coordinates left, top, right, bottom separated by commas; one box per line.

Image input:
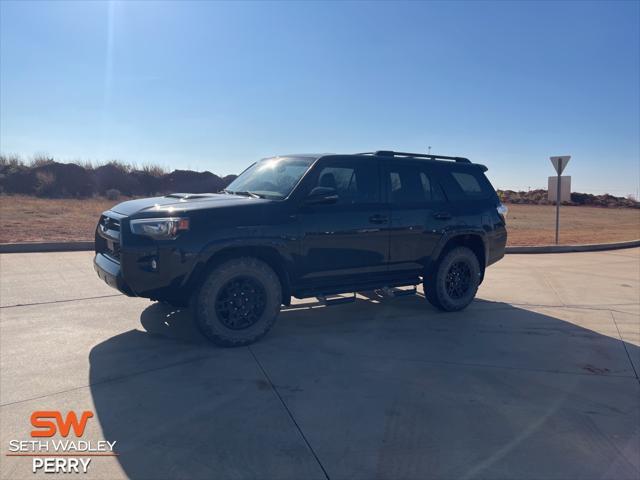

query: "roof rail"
left=354, top=150, right=472, bottom=163
left=368, top=150, right=471, bottom=163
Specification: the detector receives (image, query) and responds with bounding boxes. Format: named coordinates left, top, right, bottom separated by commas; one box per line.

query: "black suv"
left=94, top=151, right=507, bottom=346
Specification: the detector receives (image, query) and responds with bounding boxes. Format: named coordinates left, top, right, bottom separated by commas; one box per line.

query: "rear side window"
left=386, top=164, right=445, bottom=204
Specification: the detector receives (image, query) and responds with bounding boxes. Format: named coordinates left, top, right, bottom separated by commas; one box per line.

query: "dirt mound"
left=34, top=162, right=95, bottom=197
left=161, top=170, right=228, bottom=193
left=94, top=163, right=140, bottom=196
left=498, top=189, right=639, bottom=208
left=0, top=157, right=235, bottom=198
left=0, top=162, right=94, bottom=197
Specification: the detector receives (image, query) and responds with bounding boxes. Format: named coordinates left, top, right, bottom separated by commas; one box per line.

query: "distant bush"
left=106, top=188, right=121, bottom=200
left=95, top=162, right=139, bottom=196
left=498, top=189, right=639, bottom=209
left=34, top=171, right=56, bottom=197
left=31, top=155, right=55, bottom=168
left=141, top=164, right=166, bottom=177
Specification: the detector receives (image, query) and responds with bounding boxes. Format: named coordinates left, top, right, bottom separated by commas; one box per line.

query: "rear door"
left=296, top=156, right=389, bottom=288
left=383, top=160, right=450, bottom=276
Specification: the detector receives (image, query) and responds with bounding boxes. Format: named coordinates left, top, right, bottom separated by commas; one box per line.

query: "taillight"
left=497, top=203, right=508, bottom=222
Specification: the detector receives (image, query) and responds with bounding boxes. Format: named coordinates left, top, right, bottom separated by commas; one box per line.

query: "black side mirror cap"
left=305, top=186, right=339, bottom=205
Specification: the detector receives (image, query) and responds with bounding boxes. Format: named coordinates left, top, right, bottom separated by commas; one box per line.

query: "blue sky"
left=1, top=1, right=639, bottom=195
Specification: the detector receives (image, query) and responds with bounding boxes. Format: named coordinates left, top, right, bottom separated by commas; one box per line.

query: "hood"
left=110, top=193, right=270, bottom=217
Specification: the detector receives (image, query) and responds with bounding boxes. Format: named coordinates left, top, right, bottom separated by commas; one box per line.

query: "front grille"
left=105, top=239, right=121, bottom=261
left=97, top=214, right=122, bottom=262
left=100, top=215, right=120, bottom=233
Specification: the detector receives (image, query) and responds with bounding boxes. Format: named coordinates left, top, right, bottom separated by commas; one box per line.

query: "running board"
left=376, top=286, right=418, bottom=298
left=390, top=286, right=417, bottom=297
left=316, top=293, right=356, bottom=306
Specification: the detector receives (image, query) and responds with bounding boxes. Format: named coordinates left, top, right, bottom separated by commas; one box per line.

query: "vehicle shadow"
left=89, top=296, right=640, bottom=480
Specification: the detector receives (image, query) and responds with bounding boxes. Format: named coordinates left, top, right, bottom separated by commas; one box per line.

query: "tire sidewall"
left=196, top=258, right=282, bottom=346
left=435, top=247, right=480, bottom=311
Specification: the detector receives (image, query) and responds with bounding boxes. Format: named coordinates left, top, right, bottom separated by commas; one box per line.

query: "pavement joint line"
left=248, top=345, right=331, bottom=480
left=1, top=294, right=637, bottom=312
left=537, top=270, right=567, bottom=307
left=609, top=310, right=640, bottom=384
left=0, top=293, right=123, bottom=309
left=3, top=340, right=639, bottom=410
left=257, top=346, right=640, bottom=382
left=0, top=353, right=217, bottom=408
left=507, top=303, right=640, bottom=315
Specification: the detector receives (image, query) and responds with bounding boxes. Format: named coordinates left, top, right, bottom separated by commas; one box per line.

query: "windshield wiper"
left=225, top=190, right=262, bottom=198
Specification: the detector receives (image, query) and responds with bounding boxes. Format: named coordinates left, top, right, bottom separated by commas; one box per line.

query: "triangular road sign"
left=550, top=156, right=571, bottom=175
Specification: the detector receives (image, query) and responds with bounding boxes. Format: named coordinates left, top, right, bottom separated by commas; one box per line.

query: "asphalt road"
left=1, top=249, right=639, bottom=480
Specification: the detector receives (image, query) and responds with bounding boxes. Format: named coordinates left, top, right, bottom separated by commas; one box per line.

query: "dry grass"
left=506, top=204, right=640, bottom=246
left=1, top=195, right=638, bottom=245
left=0, top=195, right=116, bottom=243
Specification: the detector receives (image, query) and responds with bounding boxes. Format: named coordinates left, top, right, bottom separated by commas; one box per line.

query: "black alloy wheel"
left=195, top=257, right=282, bottom=347
left=215, top=276, right=267, bottom=330
left=445, top=261, right=473, bottom=300
left=424, top=246, right=481, bottom=312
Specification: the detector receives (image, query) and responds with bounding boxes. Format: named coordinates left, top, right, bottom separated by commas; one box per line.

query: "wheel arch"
left=428, top=232, right=488, bottom=283
left=186, top=245, right=292, bottom=306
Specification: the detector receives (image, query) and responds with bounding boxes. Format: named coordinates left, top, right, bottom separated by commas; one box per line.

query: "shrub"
left=94, top=162, right=139, bottom=195
left=106, top=188, right=121, bottom=200
left=141, top=163, right=166, bottom=177
left=34, top=171, right=56, bottom=197
left=31, top=154, right=55, bottom=168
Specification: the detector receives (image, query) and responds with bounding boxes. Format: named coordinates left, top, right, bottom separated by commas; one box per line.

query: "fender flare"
left=184, top=238, right=295, bottom=305
left=426, top=228, right=489, bottom=280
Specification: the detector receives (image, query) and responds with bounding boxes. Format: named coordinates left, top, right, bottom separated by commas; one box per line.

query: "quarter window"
left=451, top=172, right=483, bottom=195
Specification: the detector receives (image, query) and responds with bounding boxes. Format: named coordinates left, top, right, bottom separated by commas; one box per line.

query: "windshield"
left=224, top=157, right=315, bottom=199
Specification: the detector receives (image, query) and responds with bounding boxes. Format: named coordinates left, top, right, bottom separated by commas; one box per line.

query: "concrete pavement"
left=0, top=249, right=639, bottom=479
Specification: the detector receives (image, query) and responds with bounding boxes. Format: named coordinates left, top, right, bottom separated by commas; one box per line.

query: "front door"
left=296, top=157, right=389, bottom=289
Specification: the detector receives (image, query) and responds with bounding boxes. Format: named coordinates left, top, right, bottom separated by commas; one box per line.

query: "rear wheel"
left=195, top=257, right=282, bottom=347
left=424, top=246, right=481, bottom=311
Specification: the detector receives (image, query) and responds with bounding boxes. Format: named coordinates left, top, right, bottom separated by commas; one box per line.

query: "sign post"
left=550, top=155, right=571, bottom=244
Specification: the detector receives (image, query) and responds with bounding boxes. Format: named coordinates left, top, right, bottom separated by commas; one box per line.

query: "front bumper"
left=94, top=253, right=135, bottom=296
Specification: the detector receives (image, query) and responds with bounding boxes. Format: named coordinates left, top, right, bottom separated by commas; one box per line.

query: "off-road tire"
left=195, top=257, right=282, bottom=347
left=424, top=247, right=481, bottom=312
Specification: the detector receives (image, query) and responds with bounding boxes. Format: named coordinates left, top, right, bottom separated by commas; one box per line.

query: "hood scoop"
left=164, top=193, right=218, bottom=200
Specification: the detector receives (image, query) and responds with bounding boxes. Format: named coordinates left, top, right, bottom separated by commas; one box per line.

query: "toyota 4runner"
left=94, top=150, right=507, bottom=346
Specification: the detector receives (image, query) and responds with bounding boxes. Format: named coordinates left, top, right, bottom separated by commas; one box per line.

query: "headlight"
left=130, top=217, right=190, bottom=240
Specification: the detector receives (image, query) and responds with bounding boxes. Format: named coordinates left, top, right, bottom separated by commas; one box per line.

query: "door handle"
left=433, top=212, right=452, bottom=220
left=369, top=214, right=388, bottom=224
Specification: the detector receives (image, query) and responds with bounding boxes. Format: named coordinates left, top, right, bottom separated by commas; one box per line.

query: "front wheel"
left=424, top=247, right=481, bottom=312
left=195, top=257, right=282, bottom=347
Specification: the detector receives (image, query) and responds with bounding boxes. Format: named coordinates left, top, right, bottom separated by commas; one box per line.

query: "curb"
left=0, top=241, right=94, bottom=253
left=1, top=239, right=639, bottom=255
left=505, top=239, right=640, bottom=254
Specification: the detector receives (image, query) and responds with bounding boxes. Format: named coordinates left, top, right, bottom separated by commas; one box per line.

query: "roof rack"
left=357, top=150, right=471, bottom=164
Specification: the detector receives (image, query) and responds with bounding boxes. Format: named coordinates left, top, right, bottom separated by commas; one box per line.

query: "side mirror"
left=305, top=186, right=338, bottom=205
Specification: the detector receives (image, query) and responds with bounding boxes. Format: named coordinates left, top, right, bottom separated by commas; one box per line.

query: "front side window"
left=225, top=157, right=315, bottom=199
left=312, top=162, right=379, bottom=204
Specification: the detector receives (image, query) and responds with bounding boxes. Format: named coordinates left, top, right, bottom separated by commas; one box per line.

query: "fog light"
left=151, top=259, right=158, bottom=271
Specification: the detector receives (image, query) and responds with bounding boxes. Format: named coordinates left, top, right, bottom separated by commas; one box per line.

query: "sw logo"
left=30, top=410, right=94, bottom=438
left=8, top=410, right=116, bottom=474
